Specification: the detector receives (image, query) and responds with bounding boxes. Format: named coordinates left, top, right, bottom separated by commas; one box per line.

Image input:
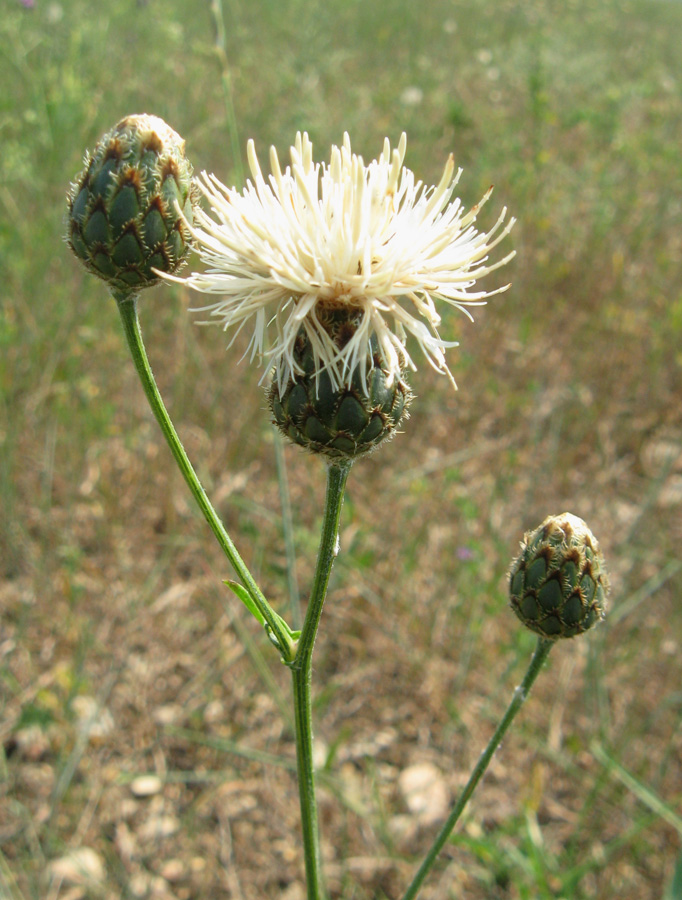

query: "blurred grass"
left=1, top=0, right=681, bottom=897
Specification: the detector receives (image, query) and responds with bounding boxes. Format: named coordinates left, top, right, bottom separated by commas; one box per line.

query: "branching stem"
left=116, top=294, right=294, bottom=661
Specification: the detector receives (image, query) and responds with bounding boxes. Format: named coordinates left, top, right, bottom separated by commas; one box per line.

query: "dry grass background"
left=1, top=0, right=681, bottom=897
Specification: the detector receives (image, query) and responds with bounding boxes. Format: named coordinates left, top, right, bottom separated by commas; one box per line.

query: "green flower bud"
left=509, top=512, right=608, bottom=639
left=66, top=114, right=197, bottom=295
left=269, top=311, right=412, bottom=460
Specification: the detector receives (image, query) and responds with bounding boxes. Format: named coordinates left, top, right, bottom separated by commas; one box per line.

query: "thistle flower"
left=509, top=513, right=609, bottom=640
left=167, top=132, right=516, bottom=393
left=66, top=114, right=197, bottom=295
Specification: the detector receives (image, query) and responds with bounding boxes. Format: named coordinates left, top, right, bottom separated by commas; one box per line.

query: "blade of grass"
left=48, top=670, right=118, bottom=823
left=0, top=846, right=27, bottom=900
left=591, top=741, right=682, bottom=835
left=664, top=850, right=682, bottom=900
left=607, top=559, right=682, bottom=626
left=159, top=727, right=369, bottom=819
left=208, top=0, right=244, bottom=186
left=165, top=726, right=294, bottom=771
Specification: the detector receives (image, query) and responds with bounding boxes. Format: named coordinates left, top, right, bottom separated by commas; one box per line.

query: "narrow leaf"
left=223, top=580, right=266, bottom=626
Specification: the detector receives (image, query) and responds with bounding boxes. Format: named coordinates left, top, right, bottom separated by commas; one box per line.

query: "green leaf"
left=223, top=580, right=266, bottom=626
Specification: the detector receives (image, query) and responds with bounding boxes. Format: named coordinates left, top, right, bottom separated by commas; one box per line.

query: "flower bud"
left=269, top=311, right=412, bottom=460
left=66, top=114, right=197, bottom=294
left=509, top=512, right=608, bottom=639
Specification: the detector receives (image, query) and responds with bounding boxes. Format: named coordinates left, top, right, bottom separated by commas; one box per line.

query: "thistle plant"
left=67, top=116, right=609, bottom=899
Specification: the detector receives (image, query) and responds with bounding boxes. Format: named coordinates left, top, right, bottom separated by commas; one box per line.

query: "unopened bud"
left=66, top=114, right=197, bottom=295
left=509, top=512, right=608, bottom=639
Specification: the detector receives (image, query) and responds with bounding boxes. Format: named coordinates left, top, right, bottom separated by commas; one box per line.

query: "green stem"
left=401, top=637, right=554, bottom=900
left=291, top=461, right=352, bottom=900
left=116, top=295, right=294, bottom=661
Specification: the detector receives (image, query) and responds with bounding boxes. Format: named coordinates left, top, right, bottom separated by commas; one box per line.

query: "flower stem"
left=116, top=295, right=294, bottom=661
left=401, top=637, right=554, bottom=900
left=291, top=461, right=352, bottom=900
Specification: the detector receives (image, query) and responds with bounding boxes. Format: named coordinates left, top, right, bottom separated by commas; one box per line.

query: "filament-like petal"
left=166, top=133, right=516, bottom=390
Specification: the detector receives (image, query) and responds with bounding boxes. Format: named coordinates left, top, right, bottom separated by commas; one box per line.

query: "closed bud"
left=269, top=310, right=412, bottom=460
left=66, top=114, right=197, bottom=295
left=509, top=512, right=608, bottom=639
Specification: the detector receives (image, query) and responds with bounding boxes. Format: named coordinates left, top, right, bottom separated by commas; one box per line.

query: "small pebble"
left=138, top=814, right=180, bottom=841
left=130, top=775, right=163, bottom=797
left=153, top=704, right=183, bottom=725
left=398, top=762, right=450, bottom=825
left=160, top=858, right=185, bottom=881
left=48, top=848, right=105, bottom=885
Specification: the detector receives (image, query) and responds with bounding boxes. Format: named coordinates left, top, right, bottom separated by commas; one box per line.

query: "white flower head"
left=167, top=132, right=516, bottom=392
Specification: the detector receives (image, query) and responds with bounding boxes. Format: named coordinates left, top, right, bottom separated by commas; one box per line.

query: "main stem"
left=116, top=296, right=293, bottom=660
left=291, top=461, right=352, bottom=900
left=401, top=637, right=554, bottom=900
